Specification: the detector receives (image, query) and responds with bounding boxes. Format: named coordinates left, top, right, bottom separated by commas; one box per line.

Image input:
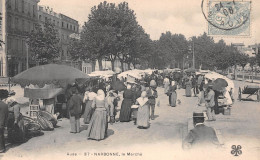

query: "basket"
left=223, top=107, right=231, bottom=115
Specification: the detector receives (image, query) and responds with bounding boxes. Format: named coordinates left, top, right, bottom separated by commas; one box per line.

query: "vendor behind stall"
left=6, top=98, right=25, bottom=143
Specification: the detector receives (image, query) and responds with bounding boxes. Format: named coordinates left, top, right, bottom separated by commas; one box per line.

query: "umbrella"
left=12, top=64, right=90, bottom=88
left=212, top=78, right=228, bottom=92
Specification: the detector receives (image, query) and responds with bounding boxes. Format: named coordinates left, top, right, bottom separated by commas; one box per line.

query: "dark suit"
left=146, top=88, right=158, bottom=119
left=67, top=94, right=83, bottom=133
left=0, top=101, right=8, bottom=152
left=184, top=123, right=219, bottom=148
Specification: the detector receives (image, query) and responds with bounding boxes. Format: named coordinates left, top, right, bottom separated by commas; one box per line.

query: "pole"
left=192, top=41, right=195, bottom=69
left=26, top=42, right=29, bottom=69
left=2, top=0, right=8, bottom=77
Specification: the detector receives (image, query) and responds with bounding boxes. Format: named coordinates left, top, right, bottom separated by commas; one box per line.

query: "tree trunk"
left=98, top=58, right=103, bottom=71
left=127, top=63, right=131, bottom=70
left=120, top=61, right=124, bottom=72
left=92, top=60, right=96, bottom=72
left=111, top=59, right=115, bottom=71
left=242, top=67, right=245, bottom=81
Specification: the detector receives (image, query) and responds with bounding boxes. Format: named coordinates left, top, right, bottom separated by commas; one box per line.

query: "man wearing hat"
left=205, top=84, right=216, bottom=121
left=183, top=112, right=219, bottom=149
left=146, top=80, right=158, bottom=120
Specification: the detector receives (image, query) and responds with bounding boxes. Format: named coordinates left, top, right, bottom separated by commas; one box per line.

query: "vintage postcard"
left=0, top=0, right=259, bottom=160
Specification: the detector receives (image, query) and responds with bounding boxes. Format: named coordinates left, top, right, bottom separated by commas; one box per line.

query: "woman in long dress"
left=119, top=85, right=134, bottom=122
left=168, top=81, right=177, bottom=107
left=163, top=76, right=170, bottom=94
left=185, top=79, right=192, bottom=97
left=132, top=85, right=142, bottom=125
left=136, top=91, right=150, bottom=129
left=86, top=89, right=108, bottom=141
left=82, top=88, right=97, bottom=124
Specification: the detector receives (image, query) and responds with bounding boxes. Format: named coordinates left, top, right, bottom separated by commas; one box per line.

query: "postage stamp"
left=203, top=0, right=251, bottom=36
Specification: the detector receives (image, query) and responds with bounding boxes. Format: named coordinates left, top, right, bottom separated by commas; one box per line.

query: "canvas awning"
left=24, top=88, right=63, bottom=99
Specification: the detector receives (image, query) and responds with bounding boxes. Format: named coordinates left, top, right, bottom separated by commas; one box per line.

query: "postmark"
left=201, top=0, right=251, bottom=36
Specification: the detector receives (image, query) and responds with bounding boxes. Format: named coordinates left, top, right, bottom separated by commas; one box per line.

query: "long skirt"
left=131, top=108, right=138, bottom=119
left=119, top=99, right=132, bottom=122
left=164, top=84, right=169, bottom=94
left=82, top=100, right=93, bottom=124
left=0, top=128, right=5, bottom=151
left=86, top=109, right=108, bottom=140
left=137, top=104, right=150, bottom=128
left=198, top=91, right=205, bottom=104
left=170, top=92, right=177, bottom=107
left=185, top=86, right=192, bottom=97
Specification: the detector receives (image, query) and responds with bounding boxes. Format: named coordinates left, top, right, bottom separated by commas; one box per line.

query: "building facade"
left=5, top=0, right=40, bottom=77
left=38, top=6, right=80, bottom=69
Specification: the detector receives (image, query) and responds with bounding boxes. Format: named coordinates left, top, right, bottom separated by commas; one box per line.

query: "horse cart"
left=238, top=85, right=260, bottom=102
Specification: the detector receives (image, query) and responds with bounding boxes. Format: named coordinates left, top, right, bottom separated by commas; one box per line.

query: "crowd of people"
left=0, top=70, right=235, bottom=152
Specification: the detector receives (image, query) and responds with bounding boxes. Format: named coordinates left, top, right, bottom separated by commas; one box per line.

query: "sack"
left=37, top=114, right=54, bottom=131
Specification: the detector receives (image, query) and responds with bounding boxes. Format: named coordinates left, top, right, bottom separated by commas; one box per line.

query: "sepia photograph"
left=0, top=0, right=259, bottom=159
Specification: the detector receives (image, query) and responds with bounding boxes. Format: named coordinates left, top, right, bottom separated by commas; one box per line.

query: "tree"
left=237, top=53, right=249, bottom=80
left=249, top=57, right=257, bottom=82
left=156, top=32, right=188, bottom=69
left=81, top=1, right=147, bottom=71
left=27, top=20, right=60, bottom=64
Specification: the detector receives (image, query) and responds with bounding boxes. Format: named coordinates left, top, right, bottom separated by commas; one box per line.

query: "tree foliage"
left=27, top=20, right=60, bottom=64
left=79, top=1, right=150, bottom=71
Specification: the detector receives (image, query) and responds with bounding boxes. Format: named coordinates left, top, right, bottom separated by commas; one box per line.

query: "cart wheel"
left=238, top=87, right=242, bottom=101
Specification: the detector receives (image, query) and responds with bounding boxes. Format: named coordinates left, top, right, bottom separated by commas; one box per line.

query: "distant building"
left=37, top=5, right=80, bottom=68
left=231, top=43, right=255, bottom=57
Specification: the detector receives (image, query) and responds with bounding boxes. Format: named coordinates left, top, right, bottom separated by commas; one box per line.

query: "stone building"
left=5, top=0, right=40, bottom=77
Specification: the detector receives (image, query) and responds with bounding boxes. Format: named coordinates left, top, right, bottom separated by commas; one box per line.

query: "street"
left=1, top=80, right=260, bottom=160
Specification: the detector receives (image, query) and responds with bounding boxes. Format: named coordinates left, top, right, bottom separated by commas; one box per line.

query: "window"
left=53, top=20, right=55, bottom=25
left=39, top=15, right=42, bottom=21
left=62, top=22, right=64, bottom=27
left=33, top=5, right=36, bottom=17
left=67, top=23, right=69, bottom=29
left=70, top=25, right=72, bottom=30
left=28, top=22, right=31, bottom=32
left=45, top=17, right=47, bottom=22
left=15, top=0, right=18, bottom=10
left=28, top=3, right=31, bottom=15
left=22, top=0, right=25, bottom=12
left=22, top=20, right=25, bottom=32
left=15, top=18, right=18, bottom=30
left=7, top=16, right=12, bottom=30
left=73, top=26, right=75, bottom=31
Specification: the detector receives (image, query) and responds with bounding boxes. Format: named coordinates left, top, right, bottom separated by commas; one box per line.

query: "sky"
left=38, top=0, right=260, bottom=46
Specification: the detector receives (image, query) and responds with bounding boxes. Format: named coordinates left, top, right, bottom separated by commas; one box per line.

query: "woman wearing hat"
left=119, top=85, right=134, bottom=122
left=86, top=89, right=109, bottom=140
